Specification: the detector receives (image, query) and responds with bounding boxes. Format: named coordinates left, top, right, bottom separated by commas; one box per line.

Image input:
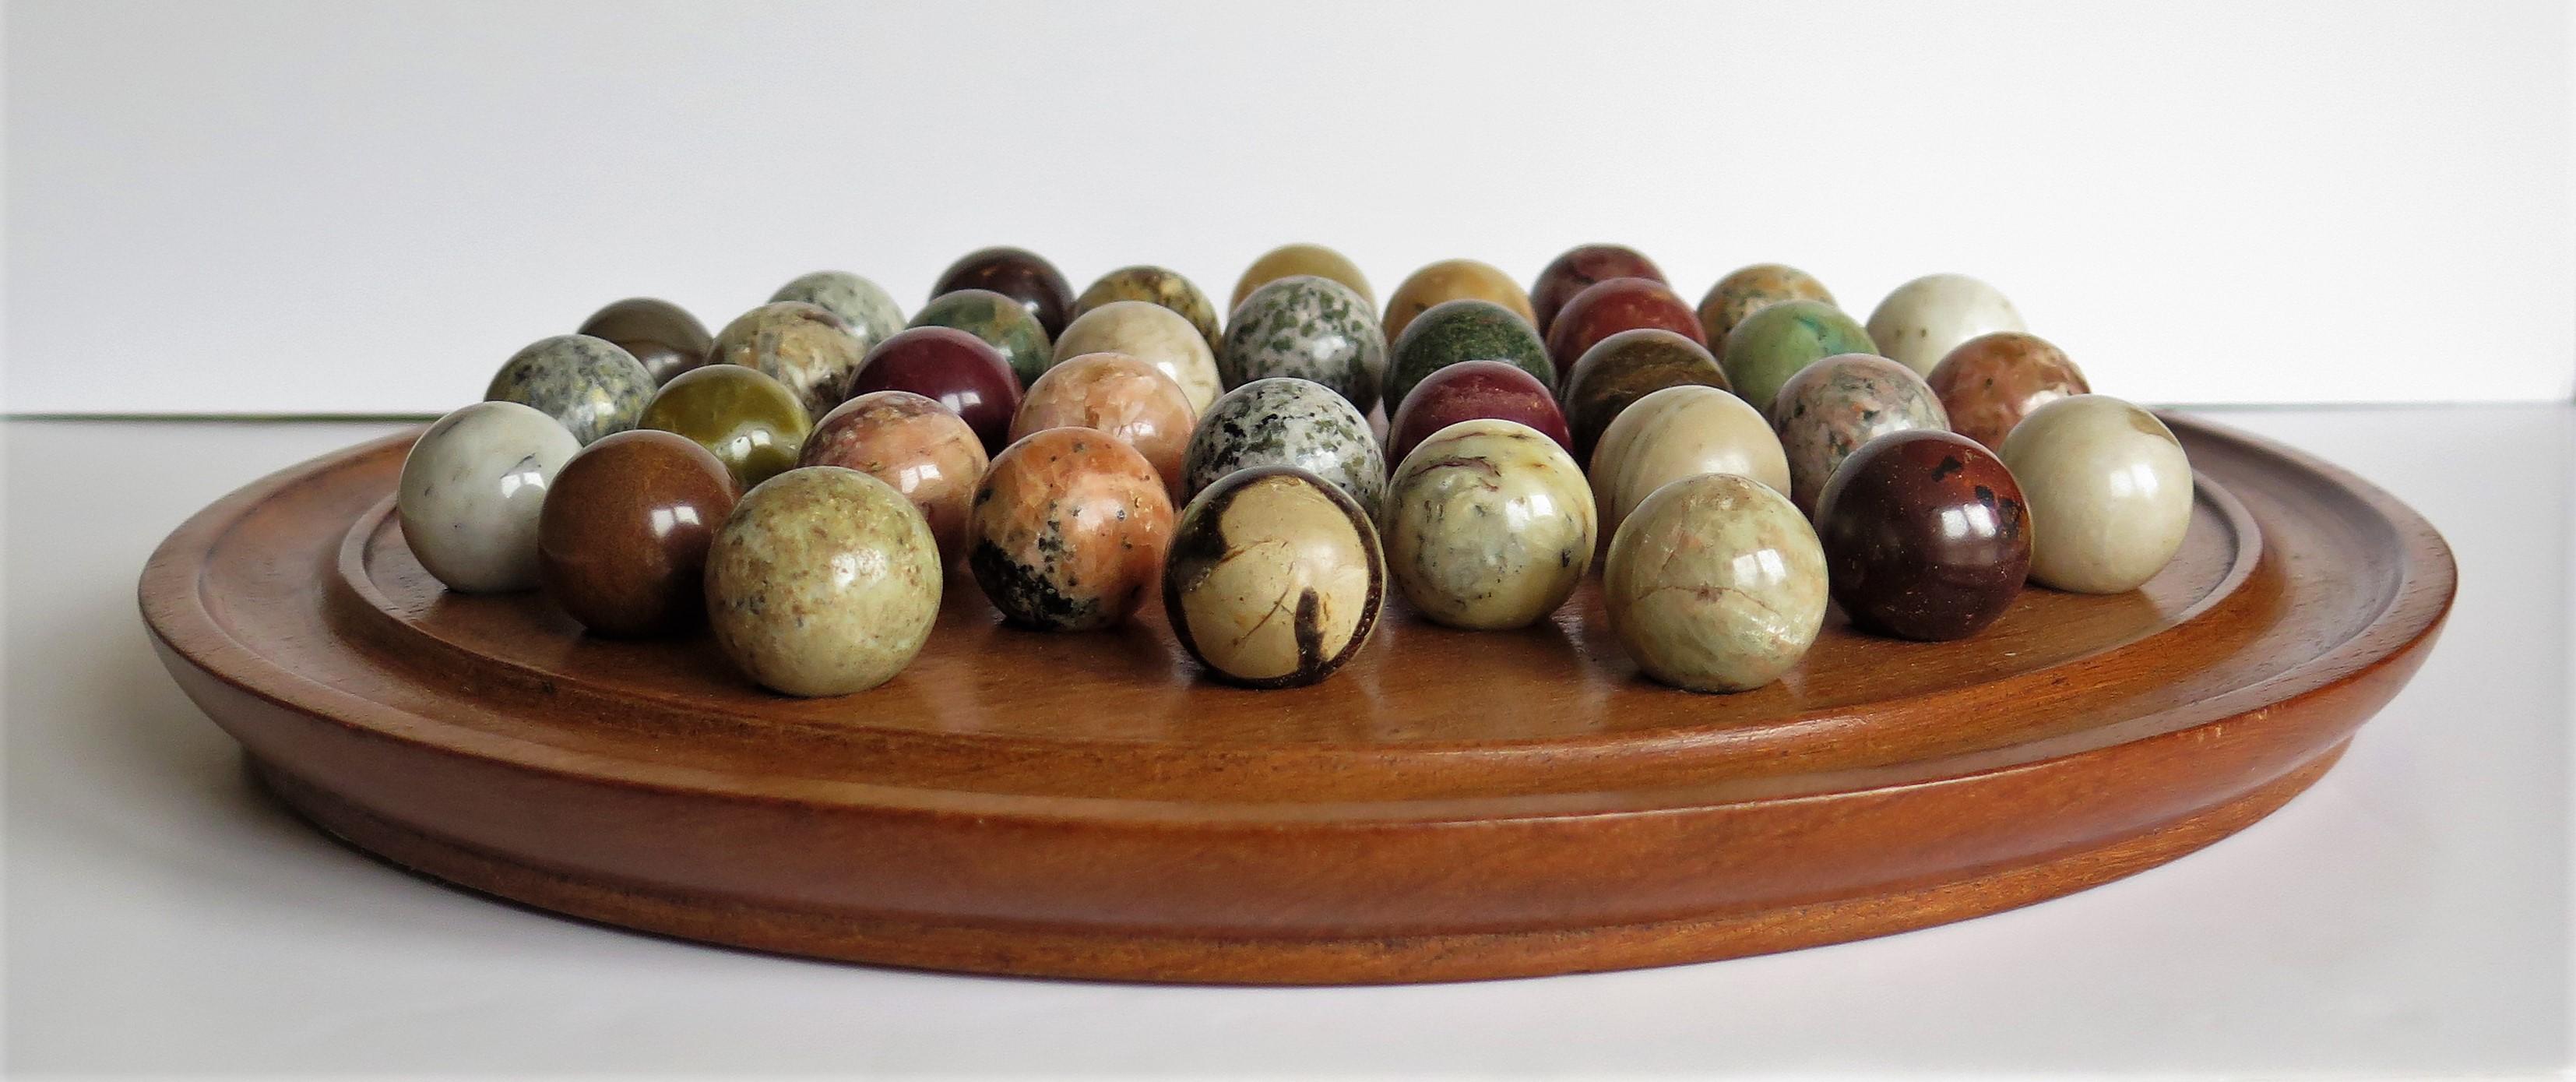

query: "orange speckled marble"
left=968, top=427, right=1176, bottom=631
left=801, top=391, right=991, bottom=565
left=1012, top=353, right=1196, bottom=503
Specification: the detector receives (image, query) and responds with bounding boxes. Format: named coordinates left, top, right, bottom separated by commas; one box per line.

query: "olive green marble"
left=1719, top=299, right=1875, bottom=416
left=1075, top=266, right=1222, bottom=351
left=1219, top=275, right=1387, bottom=414
left=640, top=363, right=815, bottom=491
left=1560, top=328, right=1730, bottom=466
left=1384, top=299, right=1554, bottom=418
left=1603, top=471, right=1828, bottom=693
left=770, top=270, right=905, bottom=353
left=910, top=287, right=1053, bottom=389
left=711, top=301, right=867, bottom=422
left=483, top=333, right=656, bottom=446
left=705, top=466, right=941, bottom=697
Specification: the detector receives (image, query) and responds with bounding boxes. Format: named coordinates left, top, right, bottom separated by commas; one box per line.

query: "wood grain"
left=139, top=414, right=2454, bottom=983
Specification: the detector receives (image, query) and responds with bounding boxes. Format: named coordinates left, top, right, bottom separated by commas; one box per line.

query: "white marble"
left=393, top=401, right=579, bottom=592
left=2004, top=394, right=2196, bottom=593
left=1051, top=300, right=1223, bottom=414
left=1866, top=272, right=2028, bottom=376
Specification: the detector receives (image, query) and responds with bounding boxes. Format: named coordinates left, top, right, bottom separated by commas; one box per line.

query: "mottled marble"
left=1719, top=298, right=1876, bottom=416
left=1384, top=298, right=1554, bottom=417
left=2001, top=395, right=2194, bottom=594
left=1182, top=377, right=1386, bottom=509
left=484, top=334, right=656, bottom=445
left=1697, top=263, right=1835, bottom=350
left=705, top=467, right=942, bottom=696
left=1075, top=266, right=1222, bottom=351
left=771, top=270, right=906, bottom=353
left=1816, top=430, right=2029, bottom=640
left=1561, top=328, right=1730, bottom=466
left=1866, top=273, right=2027, bottom=376
left=1052, top=300, right=1224, bottom=414
left=968, top=427, right=1175, bottom=631
left=1230, top=243, right=1374, bottom=310
left=1013, top=352, right=1196, bottom=502
left=640, top=363, right=813, bottom=490
left=910, top=287, right=1054, bottom=389
left=1219, top=275, right=1387, bottom=414
left=579, top=297, right=712, bottom=384
left=1530, top=243, right=1664, bottom=334
left=931, top=246, right=1075, bottom=337
left=1385, top=359, right=1572, bottom=467
left=396, top=401, right=580, bottom=594
left=1770, top=353, right=1951, bottom=516
left=1163, top=467, right=1384, bottom=688
left=537, top=429, right=737, bottom=636
left=1925, top=331, right=2090, bottom=451
left=1381, top=418, right=1596, bottom=631
left=844, top=326, right=1023, bottom=453
left=1589, top=384, right=1790, bottom=541
left=710, top=301, right=867, bottom=422
left=1383, top=259, right=1535, bottom=344
left=1543, top=277, right=1705, bottom=389
left=1603, top=472, right=1827, bottom=693
left=801, top=390, right=991, bottom=565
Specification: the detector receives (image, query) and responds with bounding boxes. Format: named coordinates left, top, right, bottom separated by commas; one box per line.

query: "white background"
left=5, top=0, right=2571, bottom=417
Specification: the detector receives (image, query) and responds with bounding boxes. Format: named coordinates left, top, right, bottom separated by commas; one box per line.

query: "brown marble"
left=1560, top=328, right=1730, bottom=466
left=1814, top=429, right=2030, bottom=641
left=932, top=246, right=1076, bottom=337
left=801, top=390, right=991, bottom=565
left=967, top=427, right=1176, bottom=631
left=1543, top=277, right=1705, bottom=389
left=536, top=429, right=738, bottom=636
left=579, top=297, right=713, bottom=384
left=1013, top=352, right=1196, bottom=503
left=1529, top=244, right=1664, bottom=335
left=1926, top=331, right=2091, bottom=451
left=1695, top=264, right=1834, bottom=349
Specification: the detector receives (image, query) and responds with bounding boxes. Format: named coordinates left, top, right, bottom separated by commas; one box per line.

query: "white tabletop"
left=5, top=407, right=2567, bottom=1078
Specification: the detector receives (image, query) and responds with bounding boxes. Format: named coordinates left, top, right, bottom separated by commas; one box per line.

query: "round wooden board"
left=141, top=414, right=2453, bottom=984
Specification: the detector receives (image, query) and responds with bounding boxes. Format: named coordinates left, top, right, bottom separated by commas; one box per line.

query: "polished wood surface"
left=139, top=414, right=2454, bottom=983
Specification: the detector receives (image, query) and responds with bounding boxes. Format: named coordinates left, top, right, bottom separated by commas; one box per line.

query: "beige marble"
left=1164, top=468, right=1382, bottom=686
left=1865, top=273, right=2027, bottom=376
left=703, top=467, right=942, bottom=696
left=1603, top=472, right=1828, bottom=693
left=710, top=301, right=867, bottom=422
left=1589, top=384, right=1790, bottom=541
left=1383, top=259, right=1535, bottom=344
left=1050, top=300, right=1223, bottom=414
left=1230, top=243, right=1374, bottom=310
left=1381, top=418, right=1596, bottom=630
left=2001, top=394, right=2194, bottom=594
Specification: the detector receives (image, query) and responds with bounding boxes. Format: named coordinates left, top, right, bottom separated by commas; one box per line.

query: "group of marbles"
left=396, top=241, right=2198, bottom=703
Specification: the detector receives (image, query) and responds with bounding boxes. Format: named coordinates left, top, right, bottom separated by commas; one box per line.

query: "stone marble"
left=1589, top=383, right=1790, bottom=541
left=1383, top=298, right=1554, bottom=417
left=1385, top=358, right=1573, bottom=467
left=770, top=270, right=905, bottom=353
left=1230, top=243, right=1374, bottom=310
left=1770, top=353, right=1951, bottom=516
left=931, top=246, right=1075, bottom=337
left=1182, top=377, right=1385, bottom=509
left=396, top=401, right=581, bottom=594
left=1696, top=263, right=1835, bottom=349
left=710, top=301, right=867, bottom=422
left=1381, top=418, right=1596, bottom=631
left=909, top=287, right=1054, bottom=390
left=1926, top=331, right=2091, bottom=451
left=1561, top=327, right=1730, bottom=466
left=801, top=390, right=991, bottom=565
left=843, top=326, right=1023, bottom=453
left=1603, top=472, right=1828, bottom=693
left=1719, top=298, right=1876, bottom=416
left=705, top=467, right=942, bottom=696
left=484, top=333, right=656, bottom=445
left=537, top=428, right=737, bottom=636
left=1075, top=266, right=1223, bottom=351
left=1383, top=259, right=1536, bottom=344
left=1866, top=273, right=2028, bottom=376
left=1543, top=277, right=1705, bottom=388
left=1051, top=300, right=1224, bottom=415
left=2001, top=394, right=2194, bottom=594
left=1815, top=429, right=2030, bottom=640
left=1530, top=243, right=1664, bottom=334
left=968, top=427, right=1175, bottom=631
left=579, top=297, right=712, bottom=384
left=1163, top=466, right=1385, bottom=688
left=639, top=363, right=814, bottom=491
left=1013, top=352, right=1196, bottom=502
left=1219, top=275, right=1387, bottom=414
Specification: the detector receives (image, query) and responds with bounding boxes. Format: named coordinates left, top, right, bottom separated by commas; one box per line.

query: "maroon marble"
left=1543, top=277, right=1706, bottom=392
left=930, top=246, right=1076, bottom=338
left=1529, top=244, right=1666, bottom=336
left=1385, top=358, right=1574, bottom=467
left=843, top=326, right=1025, bottom=453
left=1814, top=429, right=2032, bottom=642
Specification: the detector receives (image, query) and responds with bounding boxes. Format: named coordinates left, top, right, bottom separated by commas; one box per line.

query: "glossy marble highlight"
left=2001, top=395, right=2194, bottom=594
left=1814, top=429, right=2030, bottom=640
left=801, top=390, right=991, bottom=564
left=639, top=363, right=813, bottom=491
left=537, top=428, right=737, bottom=636
left=705, top=467, right=942, bottom=696
left=1163, top=467, right=1385, bottom=689
left=396, top=401, right=581, bottom=594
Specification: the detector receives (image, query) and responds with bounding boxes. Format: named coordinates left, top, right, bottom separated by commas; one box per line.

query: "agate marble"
left=579, top=297, right=712, bottom=384
left=484, top=333, right=656, bottom=445
left=844, top=326, right=1023, bottom=453
left=1381, top=418, right=1596, bottom=631
left=1052, top=300, right=1225, bottom=414
left=1231, top=243, right=1374, bottom=310
left=910, top=287, right=1054, bottom=389
left=1385, top=358, right=1571, bottom=467
left=1866, top=273, right=2028, bottom=376
left=1075, top=266, right=1223, bottom=351
left=801, top=390, right=991, bottom=565
left=1543, top=277, right=1705, bottom=388
left=1182, top=377, right=1386, bottom=509
left=1815, top=429, right=2030, bottom=641
left=1926, top=331, right=2091, bottom=451
left=1588, top=383, right=1790, bottom=541
left=710, top=301, right=867, bottom=422
left=705, top=467, right=942, bottom=697
left=1769, top=352, right=1951, bottom=516
left=968, top=427, right=1176, bottom=631
left=537, top=428, right=737, bottom=636
left=1163, top=466, right=1385, bottom=688
left=1603, top=472, right=1828, bottom=693
left=1561, top=327, right=1730, bottom=466
left=396, top=401, right=580, bottom=594
left=1383, top=298, right=1554, bottom=417
left=1219, top=275, right=1387, bottom=414
left=771, top=270, right=905, bottom=354
left=1719, top=298, right=1876, bottom=416
left=932, top=246, right=1075, bottom=337
left=1383, top=259, right=1535, bottom=344
left=640, top=363, right=814, bottom=490
left=2001, top=395, right=2194, bottom=594
left=1530, top=243, right=1664, bottom=334
left=1697, top=263, right=1835, bottom=349
left=1013, top=352, right=1197, bottom=502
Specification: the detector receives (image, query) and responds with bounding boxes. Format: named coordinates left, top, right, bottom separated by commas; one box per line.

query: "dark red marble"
left=844, top=326, right=1025, bottom=453
left=930, top=246, right=1076, bottom=337
left=1544, top=277, right=1705, bottom=390
left=1529, top=244, right=1666, bottom=336
left=537, top=429, right=739, bottom=637
left=1814, top=429, right=2032, bottom=642
left=1386, top=358, right=1574, bottom=467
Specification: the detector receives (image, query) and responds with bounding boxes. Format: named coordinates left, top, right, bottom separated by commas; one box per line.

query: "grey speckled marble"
left=772, top=270, right=906, bottom=353
left=1220, top=275, right=1387, bottom=415
left=1181, top=377, right=1385, bottom=509
left=483, top=334, right=656, bottom=446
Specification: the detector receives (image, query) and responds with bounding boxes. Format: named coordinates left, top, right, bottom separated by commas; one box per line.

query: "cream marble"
left=1865, top=273, right=2028, bottom=376
left=1589, top=384, right=1790, bottom=541
left=395, top=400, right=581, bottom=594
left=1050, top=300, right=1224, bottom=414
left=2001, top=394, right=2194, bottom=594
left=1381, top=418, right=1596, bottom=630
left=1603, top=471, right=1828, bottom=693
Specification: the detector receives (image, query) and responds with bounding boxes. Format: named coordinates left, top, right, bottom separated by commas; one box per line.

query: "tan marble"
left=703, top=467, right=942, bottom=696
left=710, top=301, right=867, bottom=421
left=1604, top=472, right=1828, bottom=693
left=1589, top=384, right=1790, bottom=541
left=1230, top=243, right=1374, bottom=311
left=1051, top=301, right=1224, bottom=415
left=2001, top=394, right=2194, bottom=594
left=1382, top=259, right=1536, bottom=344
left=1163, top=467, right=1383, bottom=687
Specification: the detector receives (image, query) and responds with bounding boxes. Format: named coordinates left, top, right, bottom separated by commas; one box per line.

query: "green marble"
left=639, top=364, right=815, bottom=491
left=1719, top=299, right=1874, bottom=416
left=910, top=287, right=1054, bottom=389
left=1383, top=299, right=1553, bottom=417
left=770, top=271, right=904, bottom=353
